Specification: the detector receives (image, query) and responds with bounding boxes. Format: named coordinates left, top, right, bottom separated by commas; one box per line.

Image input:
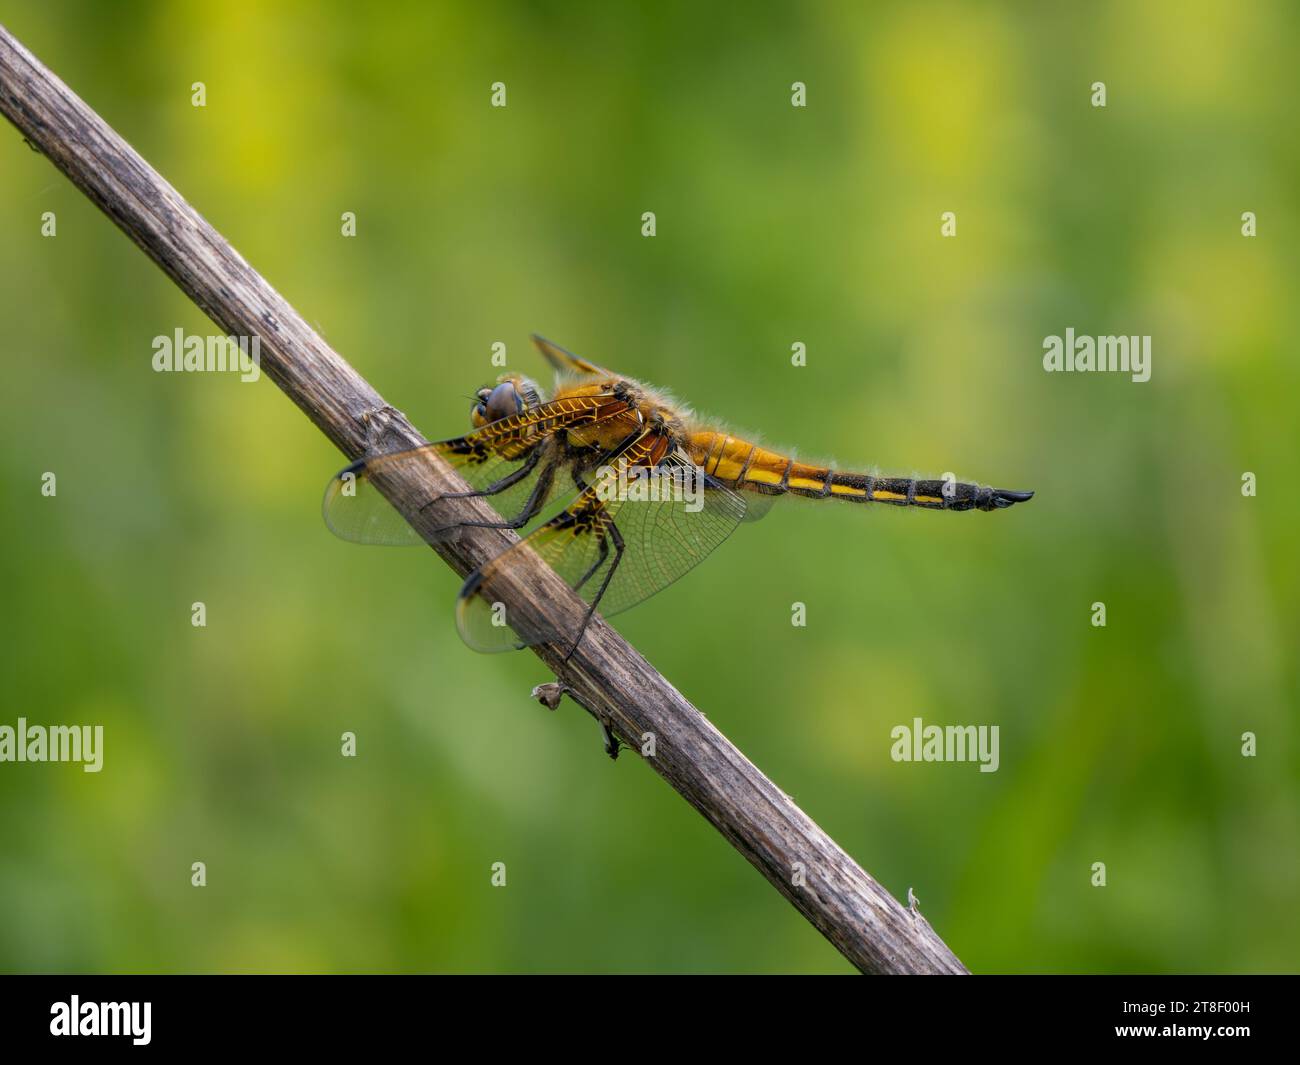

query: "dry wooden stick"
left=0, top=22, right=968, bottom=974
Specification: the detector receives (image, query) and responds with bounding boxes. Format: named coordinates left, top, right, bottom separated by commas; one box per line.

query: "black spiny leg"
left=557, top=468, right=626, bottom=759
left=567, top=469, right=613, bottom=618
left=562, top=517, right=624, bottom=666
left=573, top=531, right=610, bottom=595
left=572, top=531, right=627, bottom=759
left=427, top=457, right=558, bottom=537
left=426, top=447, right=541, bottom=505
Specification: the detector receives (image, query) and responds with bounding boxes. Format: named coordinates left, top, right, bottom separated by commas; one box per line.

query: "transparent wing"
left=456, top=441, right=748, bottom=652
left=738, top=490, right=778, bottom=522
left=323, top=392, right=628, bottom=546
left=531, top=334, right=612, bottom=377
left=322, top=438, right=540, bottom=546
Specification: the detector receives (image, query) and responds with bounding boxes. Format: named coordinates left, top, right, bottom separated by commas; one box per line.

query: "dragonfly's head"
left=471, top=374, right=541, bottom=428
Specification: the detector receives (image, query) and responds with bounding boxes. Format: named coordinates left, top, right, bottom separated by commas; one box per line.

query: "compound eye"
left=470, top=387, right=497, bottom=427
left=483, top=381, right=523, bottom=423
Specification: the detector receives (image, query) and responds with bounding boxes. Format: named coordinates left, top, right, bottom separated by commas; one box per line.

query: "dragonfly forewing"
left=323, top=439, right=546, bottom=546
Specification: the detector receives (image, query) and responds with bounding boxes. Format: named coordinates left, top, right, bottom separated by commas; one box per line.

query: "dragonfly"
left=323, top=336, right=1033, bottom=656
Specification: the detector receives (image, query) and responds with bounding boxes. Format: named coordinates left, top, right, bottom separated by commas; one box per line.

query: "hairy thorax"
left=553, top=376, right=687, bottom=456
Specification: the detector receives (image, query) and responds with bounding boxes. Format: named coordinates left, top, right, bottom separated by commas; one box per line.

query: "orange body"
left=686, top=430, right=945, bottom=505
left=548, top=377, right=963, bottom=509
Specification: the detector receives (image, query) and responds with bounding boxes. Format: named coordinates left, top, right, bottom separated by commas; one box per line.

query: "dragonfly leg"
left=561, top=518, right=625, bottom=665
left=429, top=448, right=541, bottom=504
left=426, top=457, right=557, bottom=536
left=572, top=531, right=610, bottom=594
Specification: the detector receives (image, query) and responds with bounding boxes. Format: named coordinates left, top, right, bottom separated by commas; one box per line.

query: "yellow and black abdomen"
left=686, top=431, right=1033, bottom=512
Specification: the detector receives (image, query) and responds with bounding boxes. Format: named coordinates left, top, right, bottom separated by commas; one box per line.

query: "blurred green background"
left=1, top=0, right=1296, bottom=973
